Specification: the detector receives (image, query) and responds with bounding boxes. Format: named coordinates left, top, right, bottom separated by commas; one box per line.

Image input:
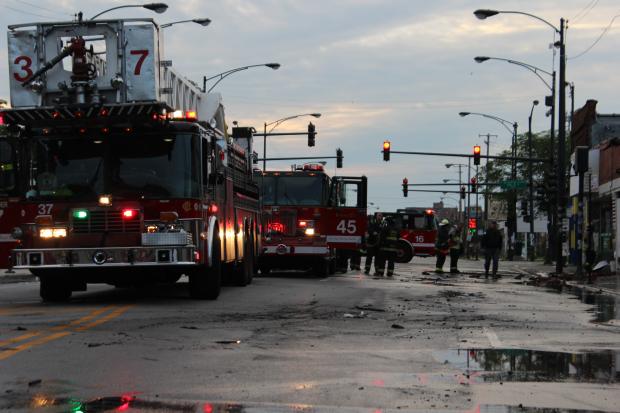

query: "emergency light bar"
left=169, top=110, right=198, bottom=121
left=302, top=163, right=324, bottom=171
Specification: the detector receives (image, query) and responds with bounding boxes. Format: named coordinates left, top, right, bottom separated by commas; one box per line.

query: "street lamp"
left=460, top=111, right=518, bottom=260
left=263, top=113, right=321, bottom=171
left=202, top=63, right=280, bottom=93
left=91, top=3, right=168, bottom=19
left=473, top=7, right=567, bottom=274
left=527, top=100, right=539, bottom=260
left=474, top=55, right=556, bottom=265
left=160, top=18, right=211, bottom=28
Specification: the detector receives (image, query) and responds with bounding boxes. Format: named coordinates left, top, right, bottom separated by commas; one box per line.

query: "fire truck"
left=0, top=127, right=22, bottom=268
left=379, top=208, right=438, bottom=262
left=0, top=17, right=260, bottom=301
left=257, top=164, right=367, bottom=276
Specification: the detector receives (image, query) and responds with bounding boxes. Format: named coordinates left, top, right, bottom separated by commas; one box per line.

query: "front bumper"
left=12, top=246, right=196, bottom=269
left=261, top=244, right=330, bottom=256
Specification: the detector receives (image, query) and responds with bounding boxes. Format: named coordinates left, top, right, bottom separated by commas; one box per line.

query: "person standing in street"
left=449, top=222, right=463, bottom=274
left=481, top=220, right=503, bottom=278
left=435, top=219, right=451, bottom=273
left=376, top=216, right=399, bottom=277
left=364, top=213, right=382, bottom=275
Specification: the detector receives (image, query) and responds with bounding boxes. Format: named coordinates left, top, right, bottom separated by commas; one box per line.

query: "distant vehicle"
left=378, top=208, right=438, bottom=262
left=257, top=164, right=367, bottom=276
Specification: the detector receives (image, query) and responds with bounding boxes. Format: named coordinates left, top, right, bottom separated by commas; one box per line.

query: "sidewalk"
left=0, top=268, right=36, bottom=284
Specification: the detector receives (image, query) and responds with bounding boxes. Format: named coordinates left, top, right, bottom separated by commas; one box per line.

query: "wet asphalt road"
left=0, top=259, right=618, bottom=413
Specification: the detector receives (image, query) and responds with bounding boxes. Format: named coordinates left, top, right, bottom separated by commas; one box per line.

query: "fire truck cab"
left=0, top=133, right=22, bottom=268
left=379, top=208, right=438, bottom=262
left=1, top=17, right=260, bottom=301
left=257, top=164, right=367, bottom=276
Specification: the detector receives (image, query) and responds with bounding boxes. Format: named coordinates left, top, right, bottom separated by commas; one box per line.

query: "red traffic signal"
left=402, top=177, right=408, bottom=197
left=470, top=177, right=477, bottom=193
left=383, top=140, right=391, bottom=161
left=468, top=218, right=477, bottom=229
left=473, top=145, right=481, bottom=165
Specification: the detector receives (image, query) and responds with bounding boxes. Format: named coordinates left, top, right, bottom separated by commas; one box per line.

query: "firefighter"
left=376, top=216, right=399, bottom=277
left=449, top=222, right=463, bottom=273
left=435, top=219, right=451, bottom=273
left=364, top=213, right=382, bottom=275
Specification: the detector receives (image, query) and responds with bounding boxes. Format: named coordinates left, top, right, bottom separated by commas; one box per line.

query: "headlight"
left=305, top=228, right=315, bottom=236
left=39, top=227, right=67, bottom=238
left=11, top=227, right=23, bottom=240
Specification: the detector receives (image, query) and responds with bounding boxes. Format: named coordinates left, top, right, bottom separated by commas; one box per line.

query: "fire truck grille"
left=72, top=211, right=141, bottom=233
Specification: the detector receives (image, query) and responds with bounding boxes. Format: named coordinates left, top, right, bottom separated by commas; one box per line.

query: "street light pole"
left=90, top=3, right=168, bottom=19
left=262, top=113, right=321, bottom=171
left=528, top=100, right=539, bottom=260
left=202, top=63, right=280, bottom=93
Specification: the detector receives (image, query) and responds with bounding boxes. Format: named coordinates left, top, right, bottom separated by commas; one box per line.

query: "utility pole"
left=556, top=18, right=567, bottom=275
left=480, top=133, right=497, bottom=223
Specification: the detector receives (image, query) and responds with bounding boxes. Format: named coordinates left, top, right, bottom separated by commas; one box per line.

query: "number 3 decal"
left=13, top=55, right=33, bottom=82
left=336, top=219, right=357, bottom=234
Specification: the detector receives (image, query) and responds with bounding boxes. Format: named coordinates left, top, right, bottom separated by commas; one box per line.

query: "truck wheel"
left=395, top=240, right=414, bottom=263
left=313, top=259, right=329, bottom=278
left=234, top=238, right=254, bottom=287
left=328, top=258, right=336, bottom=275
left=189, top=235, right=222, bottom=299
left=39, top=276, right=72, bottom=302
left=259, top=264, right=271, bottom=275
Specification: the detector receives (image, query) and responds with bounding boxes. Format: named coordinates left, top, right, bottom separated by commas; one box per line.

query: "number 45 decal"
left=336, top=219, right=357, bottom=234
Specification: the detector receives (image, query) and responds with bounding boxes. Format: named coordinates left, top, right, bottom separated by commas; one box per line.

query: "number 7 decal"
left=130, top=49, right=149, bottom=75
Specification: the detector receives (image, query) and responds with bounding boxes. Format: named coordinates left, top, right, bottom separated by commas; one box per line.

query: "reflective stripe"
left=412, top=243, right=435, bottom=248
left=0, top=234, right=16, bottom=243
left=326, top=235, right=361, bottom=243
left=263, top=246, right=329, bottom=255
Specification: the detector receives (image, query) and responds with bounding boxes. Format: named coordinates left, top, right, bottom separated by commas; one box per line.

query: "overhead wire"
left=572, top=0, right=599, bottom=23
left=569, top=13, right=620, bottom=59
left=1, top=4, right=63, bottom=20
left=8, top=0, right=71, bottom=17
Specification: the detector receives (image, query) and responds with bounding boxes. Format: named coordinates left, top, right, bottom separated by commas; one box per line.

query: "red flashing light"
left=0, top=113, right=4, bottom=126
left=74, top=110, right=84, bottom=119
left=302, top=163, right=324, bottom=171
left=219, top=150, right=225, bottom=161
left=268, top=222, right=285, bottom=233
left=186, top=111, right=197, bottom=120
left=78, top=127, right=87, bottom=134
left=298, top=220, right=307, bottom=227
left=425, top=209, right=434, bottom=215
left=194, top=251, right=201, bottom=262
left=42, top=128, right=51, bottom=135
left=102, top=127, right=110, bottom=134
left=121, top=209, right=137, bottom=219
left=208, top=204, right=219, bottom=214
left=124, top=127, right=133, bottom=133
left=51, top=111, right=61, bottom=119
left=99, top=108, right=109, bottom=117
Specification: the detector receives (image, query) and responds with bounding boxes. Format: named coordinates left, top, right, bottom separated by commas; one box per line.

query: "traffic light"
left=473, top=145, right=481, bottom=165
left=402, top=178, right=408, bottom=197
left=468, top=218, right=477, bottom=234
left=336, top=148, right=343, bottom=168
left=460, top=186, right=466, bottom=199
left=383, top=140, right=391, bottom=161
left=307, top=122, right=316, bottom=147
left=470, top=177, right=477, bottom=193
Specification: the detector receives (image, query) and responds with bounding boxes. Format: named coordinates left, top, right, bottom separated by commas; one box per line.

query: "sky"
left=0, top=0, right=618, bottom=212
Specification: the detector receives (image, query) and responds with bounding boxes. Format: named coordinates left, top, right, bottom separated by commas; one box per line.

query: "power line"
left=8, top=0, right=71, bottom=17
left=572, top=0, right=599, bottom=23
left=2, top=4, right=61, bottom=20
left=569, top=14, right=620, bottom=59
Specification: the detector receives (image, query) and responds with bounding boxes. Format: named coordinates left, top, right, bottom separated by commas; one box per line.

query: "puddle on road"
left=435, top=348, right=620, bottom=384
left=567, top=286, right=619, bottom=323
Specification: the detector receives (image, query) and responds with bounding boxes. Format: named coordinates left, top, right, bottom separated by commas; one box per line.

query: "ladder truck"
left=0, top=16, right=260, bottom=300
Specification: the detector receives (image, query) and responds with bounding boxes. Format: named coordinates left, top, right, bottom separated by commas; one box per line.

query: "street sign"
left=500, top=180, right=527, bottom=190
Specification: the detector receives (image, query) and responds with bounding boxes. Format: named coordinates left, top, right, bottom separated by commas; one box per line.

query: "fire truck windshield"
left=260, top=175, right=326, bottom=206
left=25, top=133, right=200, bottom=200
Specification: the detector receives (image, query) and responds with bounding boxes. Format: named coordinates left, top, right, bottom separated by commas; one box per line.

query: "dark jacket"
left=366, top=221, right=382, bottom=248
left=379, top=223, right=399, bottom=252
left=435, top=224, right=450, bottom=250
left=481, top=228, right=503, bottom=249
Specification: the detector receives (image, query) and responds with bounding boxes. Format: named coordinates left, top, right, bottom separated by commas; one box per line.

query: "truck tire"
left=39, top=276, right=72, bottom=302
left=189, top=234, right=222, bottom=299
left=312, top=259, right=329, bottom=278
left=394, top=239, right=414, bottom=263
left=328, top=258, right=336, bottom=275
left=259, top=264, right=271, bottom=275
left=234, top=237, right=254, bottom=287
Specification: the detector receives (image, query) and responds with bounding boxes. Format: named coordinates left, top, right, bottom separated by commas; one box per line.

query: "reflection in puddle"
left=569, top=286, right=619, bottom=322
left=475, top=405, right=611, bottom=413
left=435, top=348, right=620, bottom=383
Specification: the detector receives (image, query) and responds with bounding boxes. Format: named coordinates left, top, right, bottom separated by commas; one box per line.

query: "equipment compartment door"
left=326, top=177, right=367, bottom=249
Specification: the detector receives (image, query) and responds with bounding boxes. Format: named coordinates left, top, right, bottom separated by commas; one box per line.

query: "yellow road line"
left=74, top=305, right=135, bottom=331
left=0, top=304, right=134, bottom=362
left=0, top=331, right=71, bottom=361
left=0, top=331, right=41, bottom=348
left=50, top=305, right=117, bottom=331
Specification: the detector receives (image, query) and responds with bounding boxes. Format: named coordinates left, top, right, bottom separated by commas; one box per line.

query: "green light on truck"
left=73, top=209, right=89, bottom=219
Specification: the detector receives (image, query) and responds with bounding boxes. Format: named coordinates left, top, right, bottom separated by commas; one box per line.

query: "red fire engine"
left=257, top=164, right=367, bottom=275
left=379, top=208, right=438, bottom=262
left=0, top=131, right=22, bottom=268
left=1, top=17, right=260, bottom=300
